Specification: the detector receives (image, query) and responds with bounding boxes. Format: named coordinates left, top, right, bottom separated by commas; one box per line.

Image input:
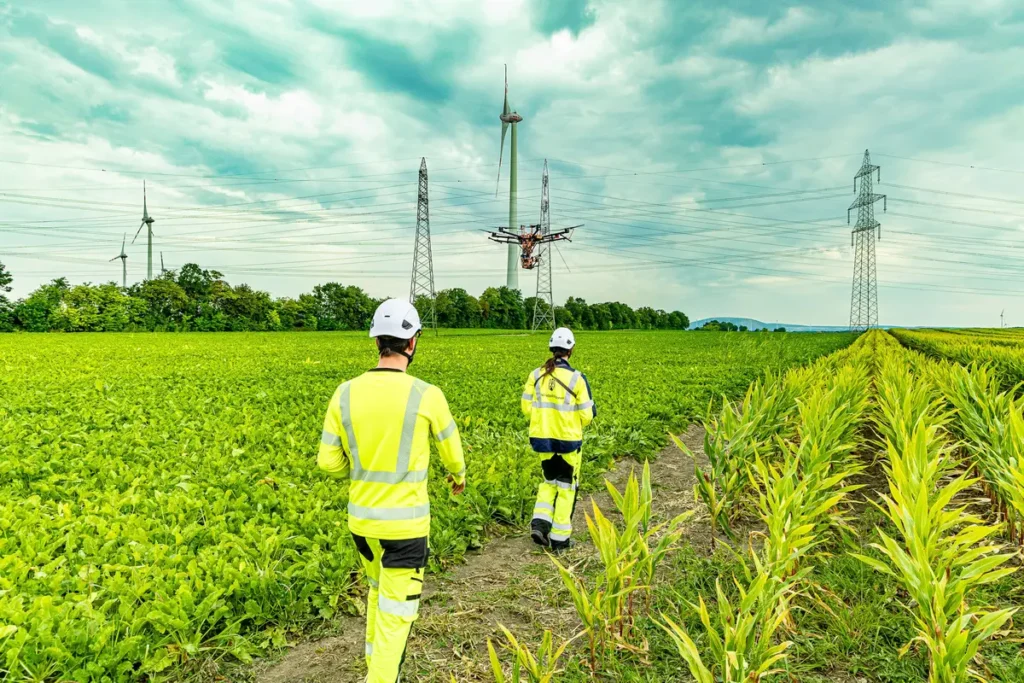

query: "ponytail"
left=542, top=346, right=570, bottom=377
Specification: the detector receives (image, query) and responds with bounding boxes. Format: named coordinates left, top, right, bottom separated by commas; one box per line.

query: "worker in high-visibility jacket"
left=318, top=299, right=466, bottom=683
left=521, top=327, right=596, bottom=551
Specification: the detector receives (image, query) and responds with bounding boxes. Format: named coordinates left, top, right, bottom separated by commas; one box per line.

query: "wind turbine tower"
left=496, top=64, right=524, bottom=290
left=132, top=181, right=156, bottom=280
left=110, top=234, right=128, bottom=288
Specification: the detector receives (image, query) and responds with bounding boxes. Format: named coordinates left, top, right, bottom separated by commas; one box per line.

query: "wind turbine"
left=132, top=181, right=155, bottom=280
left=1001, top=309, right=1005, bottom=328
left=110, top=233, right=128, bottom=288
left=161, top=252, right=166, bottom=275
left=496, top=64, right=524, bottom=290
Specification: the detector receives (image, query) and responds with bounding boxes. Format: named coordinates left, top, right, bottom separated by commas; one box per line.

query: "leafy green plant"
left=0, top=328, right=856, bottom=680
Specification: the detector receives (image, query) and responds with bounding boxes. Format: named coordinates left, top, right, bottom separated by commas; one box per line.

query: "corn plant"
left=874, top=353, right=945, bottom=454
left=657, top=339, right=876, bottom=681
left=605, top=461, right=693, bottom=616
left=657, top=564, right=793, bottom=683
left=934, top=362, right=1024, bottom=544
left=684, top=402, right=762, bottom=546
left=684, top=349, right=866, bottom=547
left=753, top=366, right=868, bottom=583
left=551, top=554, right=642, bottom=673
left=853, top=418, right=1018, bottom=682
left=585, top=502, right=644, bottom=641
left=487, top=625, right=577, bottom=683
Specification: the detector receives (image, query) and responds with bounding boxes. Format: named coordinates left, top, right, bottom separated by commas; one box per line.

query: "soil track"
left=251, top=425, right=708, bottom=683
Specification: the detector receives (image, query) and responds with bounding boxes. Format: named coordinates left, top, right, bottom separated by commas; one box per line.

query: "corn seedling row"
left=658, top=332, right=876, bottom=681
left=853, top=341, right=1018, bottom=683
left=549, top=462, right=693, bottom=673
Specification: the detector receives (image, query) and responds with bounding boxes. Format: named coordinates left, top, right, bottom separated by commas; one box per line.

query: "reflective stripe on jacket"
left=520, top=359, right=595, bottom=453
left=318, top=369, right=466, bottom=539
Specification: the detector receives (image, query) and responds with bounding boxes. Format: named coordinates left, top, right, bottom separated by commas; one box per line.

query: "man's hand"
left=447, top=474, right=466, bottom=495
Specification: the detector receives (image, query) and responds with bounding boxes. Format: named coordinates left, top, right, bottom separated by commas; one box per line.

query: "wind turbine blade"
left=503, top=64, right=511, bottom=115
left=110, top=255, right=120, bottom=262
left=496, top=121, right=509, bottom=196
left=132, top=220, right=145, bottom=244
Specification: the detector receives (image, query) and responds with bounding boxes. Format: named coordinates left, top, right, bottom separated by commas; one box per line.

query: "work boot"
left=549, top=538, right=572, bottom=554
left=531, top=518, right=552, bottom=547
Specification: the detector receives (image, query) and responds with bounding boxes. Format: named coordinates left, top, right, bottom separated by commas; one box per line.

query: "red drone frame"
left=485, top=224, right=580, bottom=270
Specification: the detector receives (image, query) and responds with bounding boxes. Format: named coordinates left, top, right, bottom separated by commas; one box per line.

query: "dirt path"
left=252, top=426, right=707, bottom=683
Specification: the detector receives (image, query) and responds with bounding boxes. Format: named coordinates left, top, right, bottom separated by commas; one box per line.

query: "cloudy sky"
left=2, top=0, right=1023, bottom=326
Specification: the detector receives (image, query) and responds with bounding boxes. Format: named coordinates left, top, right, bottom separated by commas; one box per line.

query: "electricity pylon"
left=409, top=157, right=436, bottom=333
left=848, top=150, right=886, bottom=331
left=532, top=160, right=555, bottom=331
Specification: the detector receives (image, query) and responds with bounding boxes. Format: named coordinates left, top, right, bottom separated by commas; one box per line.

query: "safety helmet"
left=549, top=327, right=575, bottom=350
left=369, top=299, right=422, bottom=339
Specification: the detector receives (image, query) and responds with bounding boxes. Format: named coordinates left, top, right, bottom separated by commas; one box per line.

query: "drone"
left=485, top=224, right=581, bottom=270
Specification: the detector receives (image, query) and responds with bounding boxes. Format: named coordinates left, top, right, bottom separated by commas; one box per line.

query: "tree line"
left=0, top=261, right=690, bottom=333
left=695, top=320, right=787, bottom=333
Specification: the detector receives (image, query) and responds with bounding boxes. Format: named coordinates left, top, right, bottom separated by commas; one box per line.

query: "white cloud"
left=202, top=82, right=323, bottom=135
left=2, top=1, right=1023, bottom=326
left=716, top=6, right=818, bottom=46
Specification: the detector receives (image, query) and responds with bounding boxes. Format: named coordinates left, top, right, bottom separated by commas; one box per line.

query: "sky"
left=2, top=0, right=1024, bottom=327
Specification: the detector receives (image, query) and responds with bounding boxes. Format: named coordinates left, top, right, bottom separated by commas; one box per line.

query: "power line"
left=875, top=153, right=1024, bottom=176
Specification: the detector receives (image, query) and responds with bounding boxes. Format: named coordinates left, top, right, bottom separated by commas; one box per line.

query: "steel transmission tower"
left=532, top=160, right=555, bottom=330
left=409, top=157, right=437, bottom=333
left=848, top=150, right=887, bottom=331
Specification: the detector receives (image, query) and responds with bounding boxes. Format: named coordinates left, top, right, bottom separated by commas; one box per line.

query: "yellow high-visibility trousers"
left=530, top=450, right=581, bottom=550
left=352, top=534, right=428, bottom=683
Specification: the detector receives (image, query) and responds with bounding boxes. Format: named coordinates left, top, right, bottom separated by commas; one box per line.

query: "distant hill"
left=688, top=317, right=855, bottom=333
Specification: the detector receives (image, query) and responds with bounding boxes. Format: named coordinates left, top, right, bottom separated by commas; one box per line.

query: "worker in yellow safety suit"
left=318, top=298, right=466, bottom=683
left=521, top=327, right=596, bottom=551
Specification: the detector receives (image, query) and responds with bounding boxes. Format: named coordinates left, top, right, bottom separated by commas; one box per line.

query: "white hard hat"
left=549, top=327, right=575, bottom=350
left=369, top=299, right=422, bottom=339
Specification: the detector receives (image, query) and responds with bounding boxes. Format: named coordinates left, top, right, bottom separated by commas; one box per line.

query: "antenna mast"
left=532, top=160, right=555, bottom=331
left=848, top=150, right=886, bottom=331
left=409, top=157, right=437, bottom=334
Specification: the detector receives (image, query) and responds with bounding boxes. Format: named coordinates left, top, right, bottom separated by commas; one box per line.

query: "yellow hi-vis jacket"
left=521, top=359, right=596, bottom=454
left=318, top=369, right=466, bottom=539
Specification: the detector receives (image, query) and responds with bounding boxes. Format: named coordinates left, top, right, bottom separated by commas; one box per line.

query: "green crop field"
left=0, top=330, right=853, bottom=680
left=891, top=328, right=1024, bottom=388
